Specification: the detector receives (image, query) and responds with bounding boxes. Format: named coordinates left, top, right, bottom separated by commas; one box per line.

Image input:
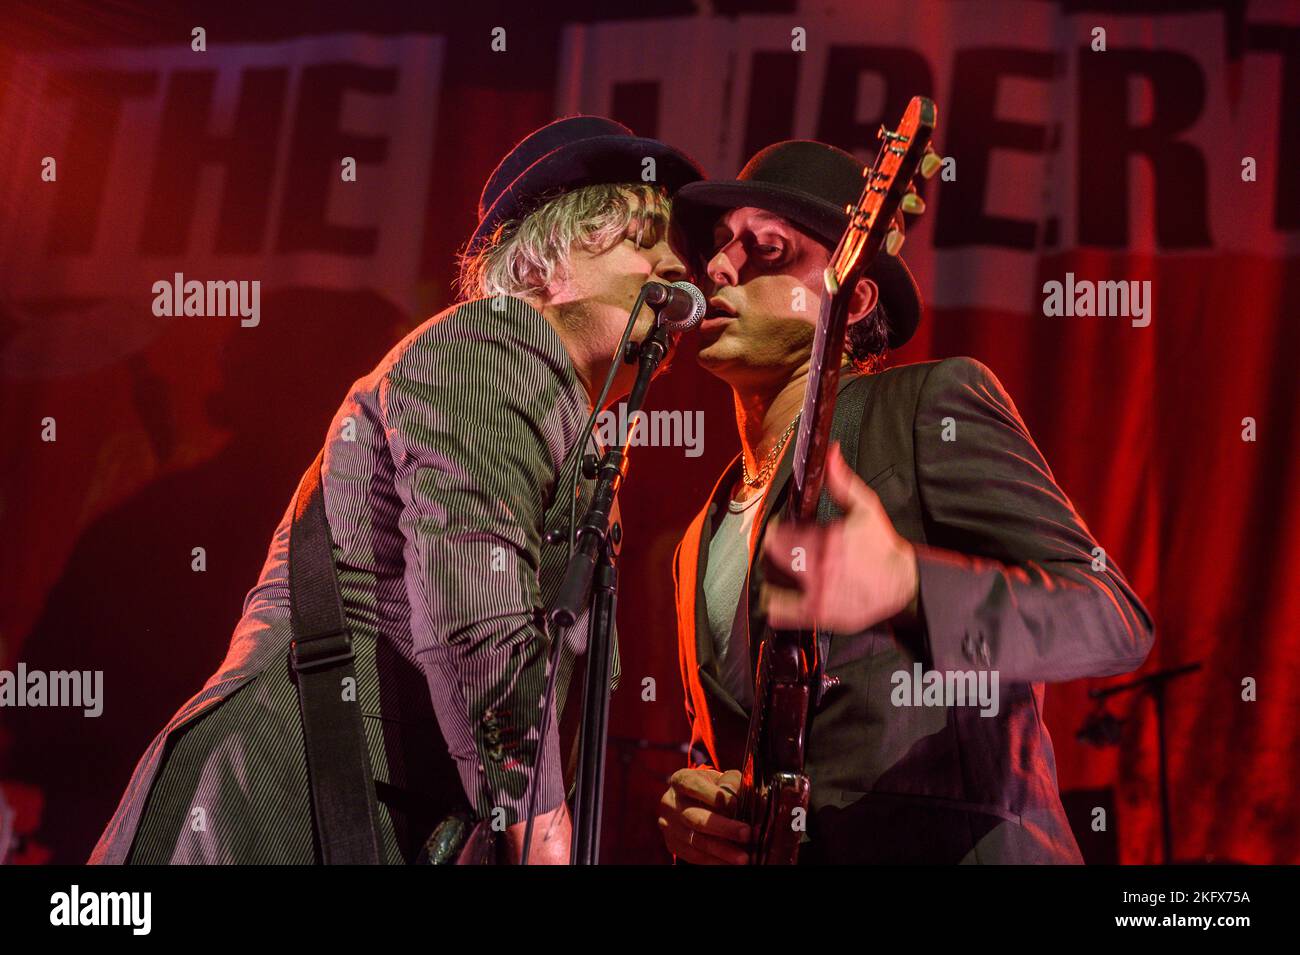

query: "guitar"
left=737, top=95, right=939, bottom=865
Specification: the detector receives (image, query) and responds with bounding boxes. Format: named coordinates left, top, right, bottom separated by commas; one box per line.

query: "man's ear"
left=845, top=277, right=879, bottom=328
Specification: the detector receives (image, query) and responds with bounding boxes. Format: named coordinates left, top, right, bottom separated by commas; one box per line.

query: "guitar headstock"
left=790, top=96, right=940, bottom=525
left=824, top=96, right=939, bottom=297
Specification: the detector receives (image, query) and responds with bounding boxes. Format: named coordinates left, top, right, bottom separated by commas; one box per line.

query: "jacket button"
left=963, top=632, right=992, bottom=668
left=482, top=709, right=506, bottom=761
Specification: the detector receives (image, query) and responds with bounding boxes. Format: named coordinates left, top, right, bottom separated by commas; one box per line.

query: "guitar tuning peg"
left=920, top=151, right=943, bottom=180
left=900, top=193, right=926, bottom=214
left=884, top=228, right=905, bottom=256
left=845, top=203, right=855, bottom=215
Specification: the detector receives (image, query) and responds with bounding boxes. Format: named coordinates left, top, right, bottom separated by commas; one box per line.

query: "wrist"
left=506, top=803, right=571, bottom=864
left=896, top=539, right=920, bottom=620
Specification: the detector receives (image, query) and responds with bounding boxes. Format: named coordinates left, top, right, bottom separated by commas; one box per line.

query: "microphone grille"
left=665, top=280, right=707, bottom=331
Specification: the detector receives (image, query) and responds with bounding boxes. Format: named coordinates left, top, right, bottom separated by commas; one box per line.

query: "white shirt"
left=702, top=484, right=766, bottom=710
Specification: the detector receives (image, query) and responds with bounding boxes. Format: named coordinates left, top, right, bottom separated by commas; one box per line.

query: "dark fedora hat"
left=468, top=115, right=705, bottom=251
left=671, top=140, right=922, bottom=348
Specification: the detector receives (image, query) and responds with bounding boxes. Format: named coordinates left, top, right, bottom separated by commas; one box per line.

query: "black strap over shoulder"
left=288, top=449, right=384, bottom=865
left=817, top=373, right=871, bottom=525
left=812, top=373, right=872, bottom=668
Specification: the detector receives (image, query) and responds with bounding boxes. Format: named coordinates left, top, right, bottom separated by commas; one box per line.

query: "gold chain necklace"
left=741, top=416, right=800, bottom=488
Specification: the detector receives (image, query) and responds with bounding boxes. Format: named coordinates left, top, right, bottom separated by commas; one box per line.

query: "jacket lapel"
left=744, top=442, right=795, bottom=679
left=691, top=454, right=743, bottom=675
left=688, top=455, right=751, bottom=726
left=689, top=373, right=873, bottom=746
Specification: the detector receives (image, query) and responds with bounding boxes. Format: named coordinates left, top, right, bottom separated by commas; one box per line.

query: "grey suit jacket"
left=91, top=296, right=613, bottom=863
left=673, top=358, right=1155, bottom=864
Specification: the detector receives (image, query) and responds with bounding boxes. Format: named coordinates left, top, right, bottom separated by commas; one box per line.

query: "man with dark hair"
left=91, top=117, right=701, bottom=865
left=658, top=140, right=1154, bottom=864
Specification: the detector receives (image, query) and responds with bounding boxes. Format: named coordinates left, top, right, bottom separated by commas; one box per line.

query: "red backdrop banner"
left=1, top=1, right=1296, bottom=864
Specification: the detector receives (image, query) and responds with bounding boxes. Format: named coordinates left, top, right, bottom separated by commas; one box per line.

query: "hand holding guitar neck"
left=738, top=95, right=940, bottom=866
left=760, top=442, right=920, bottom=634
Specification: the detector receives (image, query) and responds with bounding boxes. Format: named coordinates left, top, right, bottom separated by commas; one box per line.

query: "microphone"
left=642, top=280, right=706, bottom=331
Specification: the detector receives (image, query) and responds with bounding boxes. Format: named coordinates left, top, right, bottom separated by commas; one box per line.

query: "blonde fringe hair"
left=456, top=183, right=669, bottom=301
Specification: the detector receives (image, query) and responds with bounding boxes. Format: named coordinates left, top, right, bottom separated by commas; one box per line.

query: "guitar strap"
left=812, top=373, right=872, bottom=669
left=287, top=449, right=385, bottom=865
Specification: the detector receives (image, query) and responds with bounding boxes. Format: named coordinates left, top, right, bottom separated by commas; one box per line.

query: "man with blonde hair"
left=91, top=117, right=701, bottom=865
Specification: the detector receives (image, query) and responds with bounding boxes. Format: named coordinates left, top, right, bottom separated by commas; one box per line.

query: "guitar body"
left=737, top=96, right=937, bottom=865
left=740, top=634, right=813, bottom=864
left=753, top=773, right=810, bottom=866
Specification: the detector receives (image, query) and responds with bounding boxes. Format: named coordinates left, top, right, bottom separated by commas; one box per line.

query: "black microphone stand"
left=1084, top=661, right=1202, bottom=864
left=547, top=319, right=675, bottom=865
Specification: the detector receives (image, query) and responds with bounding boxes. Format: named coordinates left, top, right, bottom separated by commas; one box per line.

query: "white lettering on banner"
left=557, top=4, right=1300, bottom=317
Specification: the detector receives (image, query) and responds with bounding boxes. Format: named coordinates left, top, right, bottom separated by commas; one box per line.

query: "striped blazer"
left=90, top=296, right=615, bottom=863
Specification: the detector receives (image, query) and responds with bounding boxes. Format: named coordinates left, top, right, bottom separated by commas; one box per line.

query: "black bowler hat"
left=468, top=115, right=705, bottom=251
left=671, top=140, right=922, bottom=348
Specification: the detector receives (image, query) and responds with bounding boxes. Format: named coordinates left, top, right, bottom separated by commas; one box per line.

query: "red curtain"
left=2, top=2, right=1296, bottom=865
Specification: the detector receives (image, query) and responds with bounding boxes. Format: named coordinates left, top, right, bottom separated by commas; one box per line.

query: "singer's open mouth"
left=702, top=297, right=739, bottom=331
left=706, top=296, right=738, bottom=318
